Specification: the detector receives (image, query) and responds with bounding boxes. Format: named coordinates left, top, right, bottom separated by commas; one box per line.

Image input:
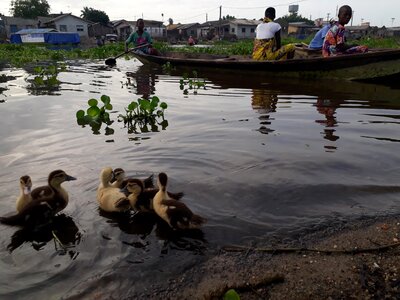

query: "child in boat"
left=322, top=5, right=368, bottom=57
left=252, top=7, right=295, bottom=61
left=125, top=18, right=158, bottom=55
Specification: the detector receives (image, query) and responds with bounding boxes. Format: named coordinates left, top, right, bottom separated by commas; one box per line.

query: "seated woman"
left=322, top=5, right=368, bottom=57
left=125, top=18, right=158, bottom=55
left=252, top=7, right=295, bottom=61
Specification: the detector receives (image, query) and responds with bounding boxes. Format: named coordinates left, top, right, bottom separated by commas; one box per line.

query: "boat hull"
left=132, top=49, right=400, bottom=81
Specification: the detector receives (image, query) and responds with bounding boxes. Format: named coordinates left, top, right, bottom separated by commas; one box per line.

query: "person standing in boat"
left=252, top=7, right=295, bottom=61
left=322, top=5, right=368, bottom=57
left=125, top=18, right=158, bottom=55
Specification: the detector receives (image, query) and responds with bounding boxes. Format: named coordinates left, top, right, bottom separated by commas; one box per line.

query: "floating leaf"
left=101, top=95, right=111, bottom=104
left=223, top=289, right=240, bottom=300
left=128, top=101, right=138, bottom=111
left=87, top=106, right=101, bottom=117
left=76, top=110, right=85, bottom=119
left=88, top=99, right=98, bottom=107
left=160, top=102, right=168, bottom=109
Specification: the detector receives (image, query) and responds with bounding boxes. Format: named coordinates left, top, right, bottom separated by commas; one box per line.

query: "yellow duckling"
left=111, top=167, right=154, bottom=189
left=1, top=170, right=76, bottom=226
left=153, top=172, right=205, bottom=230
left=97, top=167, right=131, bottom=212
left=16, top=175, right=33, bottom=213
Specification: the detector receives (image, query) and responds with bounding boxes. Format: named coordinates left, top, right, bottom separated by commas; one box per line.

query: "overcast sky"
left=1, top=0, right=399, bottom=27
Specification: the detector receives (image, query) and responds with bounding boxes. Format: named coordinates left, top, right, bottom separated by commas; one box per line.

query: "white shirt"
left=255, top=22, right=281, bottom=39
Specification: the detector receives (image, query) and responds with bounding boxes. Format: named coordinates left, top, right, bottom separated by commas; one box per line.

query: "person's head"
left=136, top=18, right=145, bottom=31
left=265, top=7, right=276, bottom=20
left=338, top=5, right=352, bottom=25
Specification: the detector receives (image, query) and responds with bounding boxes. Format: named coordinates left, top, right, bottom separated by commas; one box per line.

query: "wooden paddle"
left=105, top=43, right=149, bottom=66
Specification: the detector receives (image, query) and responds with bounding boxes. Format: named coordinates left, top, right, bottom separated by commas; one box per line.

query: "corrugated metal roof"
left=15, top=28, right=58, bottom=34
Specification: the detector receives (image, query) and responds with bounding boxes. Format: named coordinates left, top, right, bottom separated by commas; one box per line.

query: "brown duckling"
left=1, top=170, right=76, bottom=226
left=153, top=173, right=205, bottom=230
left=16, top=175, right=33, bottom=213
left=97, top=167, right=131, bottom=212
left=111, top=167, right=154, bottom=189
left=122, top=177, right=185, bottom=212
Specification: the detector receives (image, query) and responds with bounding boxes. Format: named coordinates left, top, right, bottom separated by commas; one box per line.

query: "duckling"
left=16, top=175, right=33, bottom=213
left=97, top=167, right=131, bottom=212
left=153, top=173, right=205, bottom=230
left=122, top=178, right=185, bottom=212
left=1, top=170, right=76, bottom=226
left=110, top=167, right=154, bottom=189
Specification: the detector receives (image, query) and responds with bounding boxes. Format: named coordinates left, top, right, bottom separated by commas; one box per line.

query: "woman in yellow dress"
left=252, top=7, right=295, bottom=61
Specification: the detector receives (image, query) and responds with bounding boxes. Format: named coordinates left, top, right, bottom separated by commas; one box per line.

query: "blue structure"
left=10, top=28, right=80, bottom=45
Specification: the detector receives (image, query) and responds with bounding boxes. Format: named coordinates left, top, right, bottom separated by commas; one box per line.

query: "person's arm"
left=145, top=32, right=153, bottom=48
left=274, top=30, right=281, bottom=50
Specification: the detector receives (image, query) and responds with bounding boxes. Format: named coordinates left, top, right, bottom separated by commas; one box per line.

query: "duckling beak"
left=65, top=175, right=77, bottom=181
left=120, top=186, right=129, bottom=196
left=23, top=186, right=31, bottom=195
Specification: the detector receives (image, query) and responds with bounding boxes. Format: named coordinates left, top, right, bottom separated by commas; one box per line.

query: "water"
left=0, top=59, right=399, bottom=298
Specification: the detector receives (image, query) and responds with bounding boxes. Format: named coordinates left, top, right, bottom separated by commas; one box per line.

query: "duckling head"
left=100, top=167, right=114, bottom=185
left=48, top=170, right=77, bottom=186
left=111, top=168, right=125, bottom=184
left=122, top=178, right=144, bottom=196
left=157, top=172, right=168, bottom=192
left=19, top=175, right=32, bottom=195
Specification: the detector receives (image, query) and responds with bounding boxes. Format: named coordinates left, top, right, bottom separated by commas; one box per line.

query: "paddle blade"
left=105, top=57, right=116, bottom=66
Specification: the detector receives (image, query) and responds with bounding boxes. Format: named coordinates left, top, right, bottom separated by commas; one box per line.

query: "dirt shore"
left=144, top=216, right=400, bottom=299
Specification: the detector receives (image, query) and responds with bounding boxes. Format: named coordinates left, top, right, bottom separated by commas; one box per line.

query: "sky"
left=0, top=0, right=399, bottom=27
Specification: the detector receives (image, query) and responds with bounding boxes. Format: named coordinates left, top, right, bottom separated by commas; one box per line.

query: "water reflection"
left=7, top=214, right=81, bottom=258
left=99, top=209, right=206, bottom=254
left=126, top=65, right=156, bottom=99
left=315, top=98, right=341, bottom=144
left=251, top=89, right=278, bottom=134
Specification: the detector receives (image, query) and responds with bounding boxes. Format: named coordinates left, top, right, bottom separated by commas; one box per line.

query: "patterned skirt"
left=252, top=39, right=295, bottom=61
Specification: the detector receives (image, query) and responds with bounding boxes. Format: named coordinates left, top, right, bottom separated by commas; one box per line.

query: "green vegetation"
left=11, top=0, right=50, bottom=18
left=118, top=96, right=168, bottom=133
left=29, top=63, right=66, bottom=90
left=223, top=289, right=240, bottom=300
left=349, top=37, right=400, bottom=49
left=179, top=71, right=206, bottom=95
left=76, top=95, right=114, bottom=135
left=0, top=43, right=125, bottom=67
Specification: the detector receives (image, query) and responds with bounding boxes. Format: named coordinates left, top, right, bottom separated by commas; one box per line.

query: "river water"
left=0, top=59, right=399, bottom=299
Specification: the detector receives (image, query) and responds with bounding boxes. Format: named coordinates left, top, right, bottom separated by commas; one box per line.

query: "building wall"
left=145, top=25, right=166, bottom=38
left=53, top=15, right=89, bottom=37
left=2, top=17, right=37, bottom=38
left=230, top=24, right=256, bottom=39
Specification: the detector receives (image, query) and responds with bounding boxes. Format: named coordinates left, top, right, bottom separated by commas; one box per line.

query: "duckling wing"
left=31, top=185, right=53, bottom=200
left=143, top=189, right=184, bottom=201
left=1, top=201, right=54, bottom=226
left=143, top=174, right=154, bottom=189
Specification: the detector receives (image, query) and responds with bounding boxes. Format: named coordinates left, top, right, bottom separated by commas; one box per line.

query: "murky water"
left=0, top=58, right=399, bottom=298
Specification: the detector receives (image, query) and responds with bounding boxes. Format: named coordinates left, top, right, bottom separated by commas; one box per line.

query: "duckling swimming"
left=111, top=167, right=154, bottom=189
left=16, top=175, right=33, bottom=213
left=97, top=167, right=131, bottom=212
left=153, top=173, right=205, bottom=230
left=123, top=177, right=185, bottom=212
left=1, top=170, right=76, bottom=226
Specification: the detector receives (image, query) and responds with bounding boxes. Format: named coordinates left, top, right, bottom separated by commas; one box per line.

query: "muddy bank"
left=141, top=216, right=400, bottom=299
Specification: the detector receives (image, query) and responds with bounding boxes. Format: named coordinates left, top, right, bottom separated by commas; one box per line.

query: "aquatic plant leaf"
left=87, top=106, right=101, bottom=117
left=88, top=99, right=98, bottom=107
left=47, top=76, right=59, bottom=86
left=128, top=102, right=138, bottom=111
left=101, top=95, right=111, bottom=104
left=76, top=110, right=85, bottom=119
left=105, top=127, right=115, bottom=135
left=160, top=102, right=167, bottom=109
left=105, top=104, right=113, bottom=110
left=223, top=289, right=240, bottom=300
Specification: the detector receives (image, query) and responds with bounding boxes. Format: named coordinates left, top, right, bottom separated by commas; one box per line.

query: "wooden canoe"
left=131, top=48, right=400, bottom=81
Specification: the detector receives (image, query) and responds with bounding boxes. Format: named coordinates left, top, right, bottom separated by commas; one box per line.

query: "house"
left=88, top=22, right=114, bottom=38
left=0, top=14, right=92, bottom=39
left=387, top=27, right=400, bottom=37
left=111, top=19, right=166, bottom=40
left=198, top=19, right=260, bottom=40
left=43, top=14, right=93, bottom=38
left=167, top=23, right=200, bottom=42
left=288, top=22, right=317, bottom=39
left=345, top=25, right=371, bottom=39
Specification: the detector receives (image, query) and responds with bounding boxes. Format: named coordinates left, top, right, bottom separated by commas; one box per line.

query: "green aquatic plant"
left=162, top=61, right=176, bottom=74
left=76, top=95, right=114, bottom=135
left=224, top=289, right=240, bottom=300
left=30, top=63, right=66, bottom=89
left=118, top=96, right=168, bottom=134
left=179, top=71, right=206, bottom=95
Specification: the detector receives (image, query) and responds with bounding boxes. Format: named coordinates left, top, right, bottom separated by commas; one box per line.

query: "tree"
left=10, top=0, right=50, bottom=18
left=80, top=7, right=109, bottom=25
left=277, top=14, right=314, bottom=26
left=222, top=15, right=235, bottom=20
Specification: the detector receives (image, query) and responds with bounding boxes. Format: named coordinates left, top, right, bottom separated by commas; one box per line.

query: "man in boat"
left=125, top=18, right=158, bottom=55
left=252, top=7, right=295, bottom=61
left=322, top=5, right=368, bottom=57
